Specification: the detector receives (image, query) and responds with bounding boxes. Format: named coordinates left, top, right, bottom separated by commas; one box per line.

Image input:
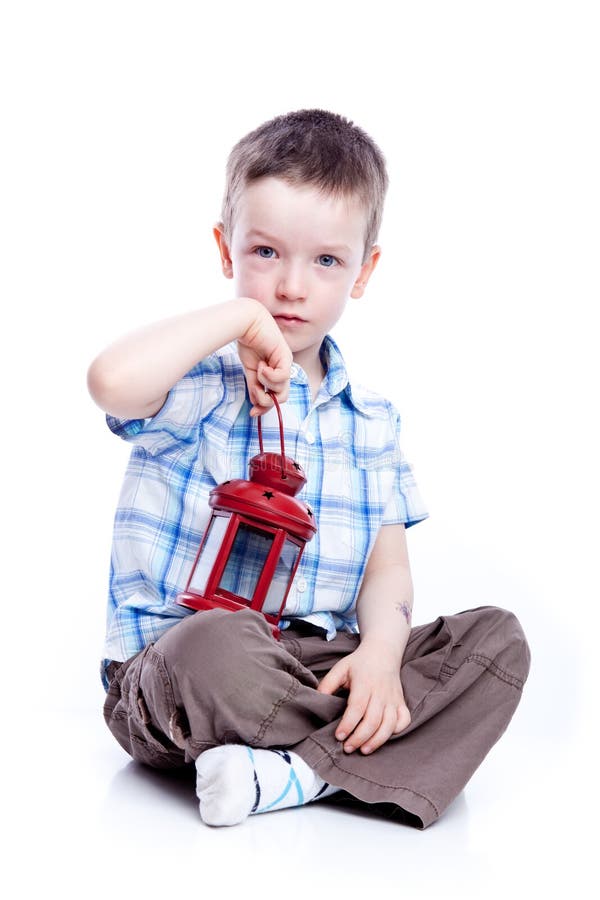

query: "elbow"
left=86, top=356, right=130, bottom=416
left=86, top=355, right=113, bottom=409
left=86, top=356, right=166, bottom=419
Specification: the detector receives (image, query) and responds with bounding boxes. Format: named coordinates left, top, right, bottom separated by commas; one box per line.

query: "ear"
left=350, top=245, right=381, bottom=299
left=213, top=222, right=234, bottom=279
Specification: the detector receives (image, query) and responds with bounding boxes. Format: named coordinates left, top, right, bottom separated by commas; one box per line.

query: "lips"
left=274, top=314, right=307, bottom=323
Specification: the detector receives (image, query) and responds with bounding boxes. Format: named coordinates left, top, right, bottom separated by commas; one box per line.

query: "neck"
left=293, top=345, right=326, bottom=403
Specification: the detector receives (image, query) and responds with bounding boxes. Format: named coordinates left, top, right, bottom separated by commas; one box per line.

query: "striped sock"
left=195, top=744, right=339, bottom=826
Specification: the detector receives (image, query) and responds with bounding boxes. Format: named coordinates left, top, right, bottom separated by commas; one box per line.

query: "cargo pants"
left=103, top=604, right=530, bottom=828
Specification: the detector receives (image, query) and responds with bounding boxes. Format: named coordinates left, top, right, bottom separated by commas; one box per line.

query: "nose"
left=275, top=262, right=307, bottom=302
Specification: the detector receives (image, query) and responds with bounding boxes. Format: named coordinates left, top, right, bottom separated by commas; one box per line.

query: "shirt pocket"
left=348, top=448, right=398, bottom=529
left=199, top=441, right=233, bottom=486
left=346, top=433, right=402, bottom=472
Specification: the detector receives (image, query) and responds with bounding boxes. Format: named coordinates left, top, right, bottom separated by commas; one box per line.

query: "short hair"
left=220, top=109, right=389, bottom=264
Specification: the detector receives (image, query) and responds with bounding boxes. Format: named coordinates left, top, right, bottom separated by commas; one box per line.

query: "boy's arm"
left=317, top=523, right=414, bottom=755
left=87, top=298, right=291, bottom=419
left=355, top=523, right=414, bottom=663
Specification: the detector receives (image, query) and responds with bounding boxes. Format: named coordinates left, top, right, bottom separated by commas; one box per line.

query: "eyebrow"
left=245, top=230, right=353, bottom=255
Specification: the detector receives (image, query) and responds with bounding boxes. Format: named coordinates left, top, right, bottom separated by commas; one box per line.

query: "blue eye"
left=318, top=254, right=338, bottom=267
left=256, top=246, right=275, bottom=258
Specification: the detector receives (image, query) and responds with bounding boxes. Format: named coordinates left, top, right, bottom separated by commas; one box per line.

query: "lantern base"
left=176, top=591, right=281, bottom=639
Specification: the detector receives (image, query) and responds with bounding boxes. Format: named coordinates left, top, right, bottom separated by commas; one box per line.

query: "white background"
left=2, top=1, right=598, bottom=896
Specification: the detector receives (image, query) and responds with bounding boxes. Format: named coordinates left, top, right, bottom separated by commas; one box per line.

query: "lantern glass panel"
left=262, top=537, right=301, bottom=614
left=217, top=522, right=274, bottom=601
left=189, top=514, right=229, bottom=595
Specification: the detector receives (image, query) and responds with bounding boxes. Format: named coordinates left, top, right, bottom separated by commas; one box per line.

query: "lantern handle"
left=256, top=391, right=286, bottom=479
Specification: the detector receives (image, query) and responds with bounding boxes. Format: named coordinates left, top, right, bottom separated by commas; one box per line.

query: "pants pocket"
left=104, top=645, right=186, bottom=769
left=400, top=617, right=456, bottom=713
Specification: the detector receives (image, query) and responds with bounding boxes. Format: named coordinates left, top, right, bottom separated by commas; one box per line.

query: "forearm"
left=356, top=564, right=414, bottom=666
left=87, top=298, right=263, bottom=418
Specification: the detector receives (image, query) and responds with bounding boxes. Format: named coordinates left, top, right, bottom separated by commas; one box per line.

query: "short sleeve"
left=106, top=352, right=226, bottom=457
left=380, top=408, right=429, bottom=528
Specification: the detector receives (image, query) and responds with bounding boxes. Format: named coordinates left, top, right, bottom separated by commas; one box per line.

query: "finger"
left=253, top=386, right=288, bottom=409
left=249, top=397, right=274, bottom=417
left=342, top=699, right=384, bottom=753
left=335, top=690, right=372, bottom=745
left=258, top=362, right=289, bottom=385
left=257, top=366, right=290, bottom=403
left=251, top=384, right=274, bottom=410
left=358, top=705, right=399, bottom=755
left=317, top=664, right=348, bottom=696
left=392, top=704, right=412, bottom=734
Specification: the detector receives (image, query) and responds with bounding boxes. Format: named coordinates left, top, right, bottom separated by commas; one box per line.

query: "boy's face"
left=214, top=176, right=380, bottom=369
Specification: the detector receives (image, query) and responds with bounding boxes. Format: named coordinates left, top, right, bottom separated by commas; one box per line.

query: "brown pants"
left=103, top=605, right=530, bottom=828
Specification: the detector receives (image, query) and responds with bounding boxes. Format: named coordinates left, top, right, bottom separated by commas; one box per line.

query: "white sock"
left=195, top=744, right=340, bottom=826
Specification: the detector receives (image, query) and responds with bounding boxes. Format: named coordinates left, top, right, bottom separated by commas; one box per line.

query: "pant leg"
left=103, top=607, right=348, bottom=768
left=290, top=605, right=531, bottom=828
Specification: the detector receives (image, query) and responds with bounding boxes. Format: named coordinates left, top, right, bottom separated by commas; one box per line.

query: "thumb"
left=317, top=660, right=350, bottom=695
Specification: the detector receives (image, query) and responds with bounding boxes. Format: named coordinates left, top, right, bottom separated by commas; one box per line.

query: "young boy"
left=88, top=109, right=530, bottom=828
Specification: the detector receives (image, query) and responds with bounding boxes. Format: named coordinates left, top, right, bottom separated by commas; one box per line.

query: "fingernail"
left=336, top=732, right=346, bottom=741
left=344, top=744, right=354, bottom=753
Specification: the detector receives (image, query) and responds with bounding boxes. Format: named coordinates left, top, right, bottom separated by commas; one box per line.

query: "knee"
left=155, top=607, right=282, bottom=701
left=158, top=607, right=272, bottom=666
left=474, top=606, right=531, bottom=685
left=152, top=607, right=307, bottom=748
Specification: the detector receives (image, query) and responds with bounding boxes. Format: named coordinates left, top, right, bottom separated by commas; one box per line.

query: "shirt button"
left=296, top=577, right=307, bottom=593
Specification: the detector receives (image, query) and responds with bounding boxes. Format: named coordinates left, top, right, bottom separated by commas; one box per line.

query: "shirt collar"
left=290, top=334, right=375, bottom=418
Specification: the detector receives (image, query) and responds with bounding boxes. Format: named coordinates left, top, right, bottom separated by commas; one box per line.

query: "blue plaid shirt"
left=101, top=335, right=428, bottom=687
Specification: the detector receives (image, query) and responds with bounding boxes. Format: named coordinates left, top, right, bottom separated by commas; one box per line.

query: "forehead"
left=233, top=176, right=368, bottom=248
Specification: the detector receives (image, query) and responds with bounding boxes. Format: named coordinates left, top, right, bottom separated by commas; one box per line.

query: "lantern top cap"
left=252, top=392, right=307, bottom=496
left=249, top=451, right=306, bottom=495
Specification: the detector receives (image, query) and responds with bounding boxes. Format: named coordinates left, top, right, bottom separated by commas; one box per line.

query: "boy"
left=88, top=109, right=530, bottom=828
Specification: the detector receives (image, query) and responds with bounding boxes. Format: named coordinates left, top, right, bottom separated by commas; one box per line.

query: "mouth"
left=273, top=314, right=307, bottom=325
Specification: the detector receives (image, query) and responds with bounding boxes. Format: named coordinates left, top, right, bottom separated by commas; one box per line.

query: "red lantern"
left=176, top=392, right=317, bottom=639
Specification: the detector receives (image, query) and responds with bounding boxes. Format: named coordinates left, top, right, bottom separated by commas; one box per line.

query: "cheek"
left=314, top=270, right=357, bottom=302
left=233, top=261, right=271, bottom=299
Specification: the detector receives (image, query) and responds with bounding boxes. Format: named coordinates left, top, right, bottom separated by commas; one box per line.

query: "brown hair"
left=220, top=109, right=389, bottom=263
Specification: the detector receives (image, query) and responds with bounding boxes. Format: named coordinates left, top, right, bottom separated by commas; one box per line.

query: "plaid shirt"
left=101, top=335, right=428, bottom=687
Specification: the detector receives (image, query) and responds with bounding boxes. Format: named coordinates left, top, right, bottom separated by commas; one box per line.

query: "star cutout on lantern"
left=306, top=506, right=313, bottom=517
left=263, top=490, right=274, bottom=500
left=293, top=461, right=302, bottom=471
